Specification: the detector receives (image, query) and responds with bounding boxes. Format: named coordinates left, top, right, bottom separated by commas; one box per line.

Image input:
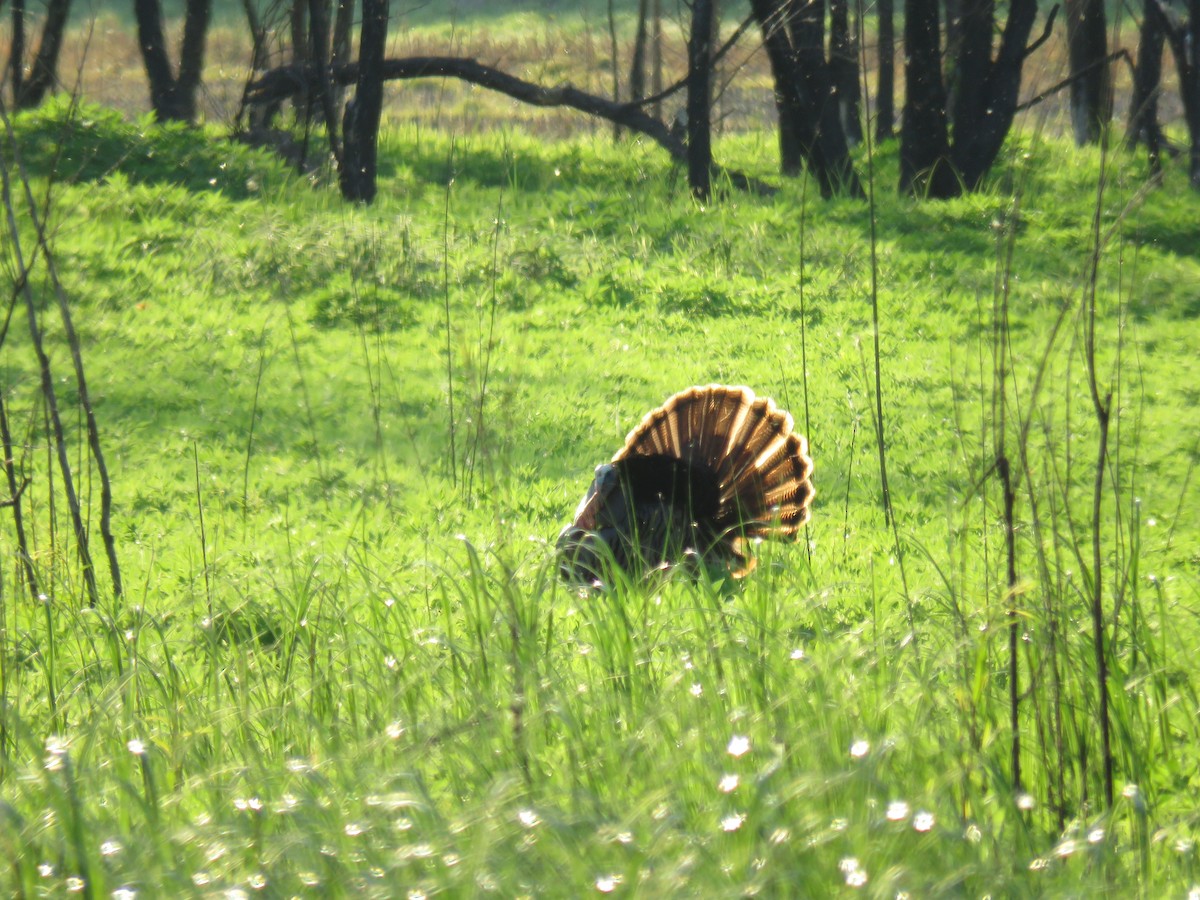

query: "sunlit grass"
left=0, top=98, right=1198, bottom=895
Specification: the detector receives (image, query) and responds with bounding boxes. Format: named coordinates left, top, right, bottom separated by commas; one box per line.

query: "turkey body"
left=557, top=385, right=814, bottom=585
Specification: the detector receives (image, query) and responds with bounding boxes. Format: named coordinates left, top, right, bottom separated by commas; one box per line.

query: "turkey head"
left=556, top=385, right=814, bottom=585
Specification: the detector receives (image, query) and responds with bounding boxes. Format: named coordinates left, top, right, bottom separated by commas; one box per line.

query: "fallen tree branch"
left=246, top=56, right=776, bottom=195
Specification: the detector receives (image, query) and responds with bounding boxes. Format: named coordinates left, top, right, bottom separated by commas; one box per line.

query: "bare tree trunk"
left=10, top=0, right=26, bottom=99
left=134, top=0, right=212, bottom=122
left=902, top=0, right=1046, bottom=195
left=13, top=0, right=72, bottom=108
left=875, top=0, right=895, bottom=139
left=829, top=0, right=862, bottom=145
left=1190, top=0, right=1200, bottom=186
left=650, top=0, right=663, bottom=120
left=687, top=0, right=715, bottom=199
left=1127, top=0, right=1166, bottom=173
left=629, top=0, right=650, bottom=112
left=330, top=0, right=355, bottom=111
left=607, top=0, right=621, bottom=139
left=1065, top=0, right=1112, bottom=144
left=900, top=0, right=955, bottom=194
left=1151, top=0, right=1200, bottom=187
left=340, top=0, right=388, bottom=202
left=951, top=0, right=1040, bottom=188
left=307, top=0, right=341, bottom=159
left=750, top=0, right=862, bottom=196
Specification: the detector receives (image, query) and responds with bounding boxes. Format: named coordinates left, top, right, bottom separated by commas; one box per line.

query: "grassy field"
left=1, top=92, right=1199, bottom=897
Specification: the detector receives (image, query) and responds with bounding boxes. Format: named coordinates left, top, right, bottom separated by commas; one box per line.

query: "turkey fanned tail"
left=557, top=385, right=814, bottom=584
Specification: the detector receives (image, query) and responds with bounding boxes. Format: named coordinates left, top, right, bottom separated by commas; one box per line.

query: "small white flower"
left=595, top=874, right=622, bottom=892
left=886, top=800, right=910, bottom=821
left=1054, top=839, right=1078, bottom=858
left=718, top=774, right=739, bottom=793
left=721, top=813, right=746, bottom=832
left=127, top=739, right=146, bottom=756
left=913, top=811, right=935, bottom=832
left=849, top=739, right=869, bottom=759
left=727, top=735, right=751, bottom=758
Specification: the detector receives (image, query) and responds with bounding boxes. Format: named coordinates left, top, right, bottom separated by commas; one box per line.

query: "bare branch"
left=246, top=55, right=776, bottom=195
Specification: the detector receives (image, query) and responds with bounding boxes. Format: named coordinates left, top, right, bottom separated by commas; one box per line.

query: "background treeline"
left=4, top=0, right=1199, bottom=201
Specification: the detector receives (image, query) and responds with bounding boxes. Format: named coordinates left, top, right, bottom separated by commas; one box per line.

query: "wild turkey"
left=556, top=385, right=814, bottom=584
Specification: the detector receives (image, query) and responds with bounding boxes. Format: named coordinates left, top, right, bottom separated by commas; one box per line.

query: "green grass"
left=1, top=97, right=1199, bottom=896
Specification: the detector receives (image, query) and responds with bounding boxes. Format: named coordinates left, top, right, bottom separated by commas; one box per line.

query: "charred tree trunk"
left=339, top=0, right=388, bottom=202
left=1065, top=0, right=1111, bottom=144
left=902, top=0, right=1046, bottom=195
left=687, top=0, right=716, bottom=199
left=829, top=0, right=863, bottom=145
left=950, top=0, right=1039, bottom=188
left=900, top=0, right=955, bottom=194
left=629, top=0, right=650, bottom=108
left=750, top=0, right=862, bottom=196
left=876, top=0, right=895, bottom=139
left=651, top=0, right=664, bottom=120
left=1189, top=0, right=1200, bottom=186
left=1128, top=0, right=1166, bottom=173
left=1151, top=0, right=1200, bottom=187
left=12, top=0, right=72, bottom=108
left=307, top=0, right=341, bottom=159
left=330, top=0, right=354, bottom=111
left=134, top=0, right=212, bottom=122
left=11, top=0, right=27, bottom=100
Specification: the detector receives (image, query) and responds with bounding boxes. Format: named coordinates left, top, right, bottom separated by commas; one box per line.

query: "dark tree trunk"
left=903, top=0, right=1043, bottom=195
left=829, top=0, right=863, bottom=145
left=11, top=0, right=26, bottom=99
left=950, top=0, right=1039, bottom=188
left=340, top=0, right=388, bottom=202
left=750, top=0, right=862, bottom=196
left=1065, top=0, right=1111, bottom=145
left=243, top=0, right=269, bottom=72
left=687, top=0, right=715, bottom=199
left=307, top=0, right=341, bottom=158
left=650, top=0, right=663, bottom=120
left=13, top=0, right=72, bottom=108
left=177, top=0, right=211, bottom=117
left=607, top=0, right=621, bottom=139
left=1151, top=0, right=1200, bottom=187
left=331, top=0, right=354, bottom=111
left=946, top=0, right=988, bottom=135
left=900, top=0, right=955, bottom=195
left=1191, top=0, right=1200, bottom=186
left=291, top=0, right=309, bottom=66
left=629, top=0, right=650, bottom=107
left=876, top=0, right=895, bottom=139
left=134, top=0, right=211, bottom=122
left=1127, top=0, right=1166, bottom=173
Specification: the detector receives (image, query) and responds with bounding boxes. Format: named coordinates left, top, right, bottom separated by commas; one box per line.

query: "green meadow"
left=1, top=87, right=1199, bottom=896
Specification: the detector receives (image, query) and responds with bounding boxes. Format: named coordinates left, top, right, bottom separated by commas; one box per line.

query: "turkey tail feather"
left=560, top=385, right=813, bottom=584
left=606, top=385, right=814, bottom=571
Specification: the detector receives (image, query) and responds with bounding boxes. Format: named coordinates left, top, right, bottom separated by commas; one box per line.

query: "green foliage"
left=1, top=102, right=1199, bottom=897
left=8, top=97, right=293, bottom=198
